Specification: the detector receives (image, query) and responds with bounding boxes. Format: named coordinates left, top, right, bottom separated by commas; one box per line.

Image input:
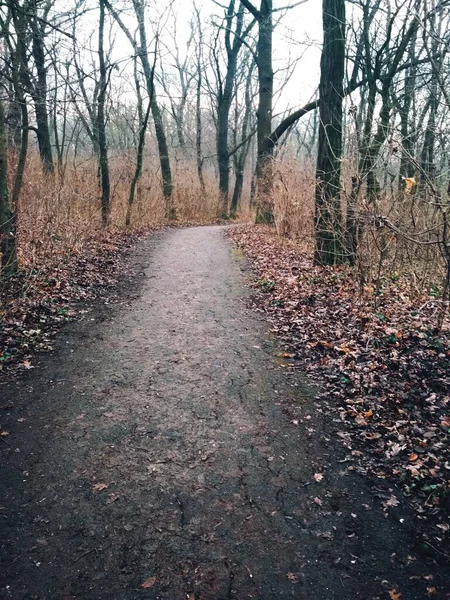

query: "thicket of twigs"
left=271, top=154, right=449, bottom=317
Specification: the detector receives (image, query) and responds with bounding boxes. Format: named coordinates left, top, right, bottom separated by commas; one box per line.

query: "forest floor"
left=1, top=225, right=450, bottom=600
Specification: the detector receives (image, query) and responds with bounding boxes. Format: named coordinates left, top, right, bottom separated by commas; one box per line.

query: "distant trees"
left=2, top=0, right=450, bottom=283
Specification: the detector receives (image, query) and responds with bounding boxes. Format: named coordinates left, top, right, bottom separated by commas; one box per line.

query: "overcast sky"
left=68, top=0, right=324, bottom=114
left=175, top=0, right=324, bottom=112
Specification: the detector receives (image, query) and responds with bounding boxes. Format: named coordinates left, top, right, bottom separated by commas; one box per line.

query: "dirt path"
left=1, top=226, right=448, bottom=600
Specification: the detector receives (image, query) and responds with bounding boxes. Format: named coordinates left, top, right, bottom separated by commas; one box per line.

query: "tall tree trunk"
left=216, top=2, right=246, bottom=216
left=30, top=2, right=54, bottom=175
left=254, top=0, right=274, bottom=222
left=0, top=99, right=17, bottom=275
left=255, top=0, right=273, bottom=186
left=133, top=0, right=174, bottom=219
left=10, top=1, right=29, bottom=210
left=240, top=0, right=274, bottom=221
left=398, top=31, right=418, bottom=182
left=196, top=63, right=205, bottom=195
left=314, top=0, right=346, bottom=266
left=97, top=0, right=110, bottom=226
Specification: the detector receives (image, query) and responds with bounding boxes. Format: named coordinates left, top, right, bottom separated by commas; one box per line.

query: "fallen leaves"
left=440, top=417, right=450, bottom=429
left=92, top=483, right=108, bottom=492
left=389, top=589, right=402, bottom=600
left=286, top=572, right=300, bottom=583
left=229, top=225, right=450, bottom=557
left=0, top=232, right=140, bottom=378
left=382, top=495, right=399, bottom=511
left=141, top=576, right=156, bottom=589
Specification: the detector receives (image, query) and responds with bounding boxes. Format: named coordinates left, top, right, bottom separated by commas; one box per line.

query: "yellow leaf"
left=0, top=431, right=9, bottom=437
left=408, top=453, right=419, bottom=462
left=389, top=589, right=402, bottom=600
left=441, top=417, right=450, bottom=428
left=401, top=176, right=416, bottom=194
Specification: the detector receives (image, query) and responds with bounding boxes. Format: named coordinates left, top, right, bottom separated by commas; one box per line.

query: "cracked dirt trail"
left=1, top=226, right=446, bottom=600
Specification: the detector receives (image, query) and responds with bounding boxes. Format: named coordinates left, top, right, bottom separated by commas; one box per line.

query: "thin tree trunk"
left=216, top=2, right=246, bottom=215
left=133, top=0, right=174, bottom=219
left=126, top=99, right=152, bottom=227
left=196, top=65, right=205, bottom=194
left=231, top=60, right=254, bottom=216
left=0, top=99, right=17, bottom=275
left=97, top=0, right=110, bottom=226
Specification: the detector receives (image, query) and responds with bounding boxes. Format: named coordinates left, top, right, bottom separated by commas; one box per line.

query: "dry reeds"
left=9, top=152, right=220, bottom=275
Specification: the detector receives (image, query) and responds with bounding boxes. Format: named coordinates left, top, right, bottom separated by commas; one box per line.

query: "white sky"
left=171, top=0, right=324, bottom=112
left=62, top=0, right=324, bottom=114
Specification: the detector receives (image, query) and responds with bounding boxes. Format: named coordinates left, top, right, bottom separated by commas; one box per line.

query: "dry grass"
left=272, top=155, right=315, bottom=243
left=3, top=149, right=449, bottom=303
left=9, top=153, right=220, bottom=275
left=268, top=153, right=447, bottom=300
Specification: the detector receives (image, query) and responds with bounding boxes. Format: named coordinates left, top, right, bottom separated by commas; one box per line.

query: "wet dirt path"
left=1, top=226, right=447, bottom=599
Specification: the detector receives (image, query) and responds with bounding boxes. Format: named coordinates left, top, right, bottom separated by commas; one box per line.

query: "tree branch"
left=239, top=0, right=260, bottom=19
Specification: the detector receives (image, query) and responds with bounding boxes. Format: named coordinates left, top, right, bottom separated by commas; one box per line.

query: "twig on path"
left=423, top=541, right=450, bottom=560
left=74, top=548, right=97, bottom=563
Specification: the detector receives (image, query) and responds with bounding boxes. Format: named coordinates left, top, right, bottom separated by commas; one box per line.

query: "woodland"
left=1, top=0, right=450, bottom=578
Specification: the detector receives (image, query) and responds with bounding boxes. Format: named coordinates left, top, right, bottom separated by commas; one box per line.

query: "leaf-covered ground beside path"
left=0, top=232, right=144, bottom=379
left=229, top=225, right=450, bottom=560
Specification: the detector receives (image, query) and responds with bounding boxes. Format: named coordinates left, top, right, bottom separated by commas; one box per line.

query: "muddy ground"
left=1, top=226, right=449, bottom=600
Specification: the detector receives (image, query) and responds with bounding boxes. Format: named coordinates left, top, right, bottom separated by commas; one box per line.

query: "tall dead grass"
left=272, top=156, right=315, bottom=243
left=11, top=152, right=220, bottom=274
left=5, top=147, right=449, bottom=304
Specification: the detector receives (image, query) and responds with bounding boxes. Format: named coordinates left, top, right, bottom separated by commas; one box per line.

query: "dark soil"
left=1, top=226, right=449, bottom=600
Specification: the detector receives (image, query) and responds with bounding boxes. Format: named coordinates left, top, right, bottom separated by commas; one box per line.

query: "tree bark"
left=29, top=0, right=54, bottom=175
left=0, top=99, right=17, bottom=275
left=314, top=0, right=346, bottom=266
left=97, top=0, right=110, bottom=226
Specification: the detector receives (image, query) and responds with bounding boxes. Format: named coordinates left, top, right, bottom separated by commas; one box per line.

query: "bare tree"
left=97, top=0, right=110, bottom=226
left=314, top=0, right=346, bottom=266
left=0, top=98, right=17, bottom=274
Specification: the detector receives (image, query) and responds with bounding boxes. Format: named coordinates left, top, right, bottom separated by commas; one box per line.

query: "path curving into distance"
left=1, top=226, right=447, bottom=599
